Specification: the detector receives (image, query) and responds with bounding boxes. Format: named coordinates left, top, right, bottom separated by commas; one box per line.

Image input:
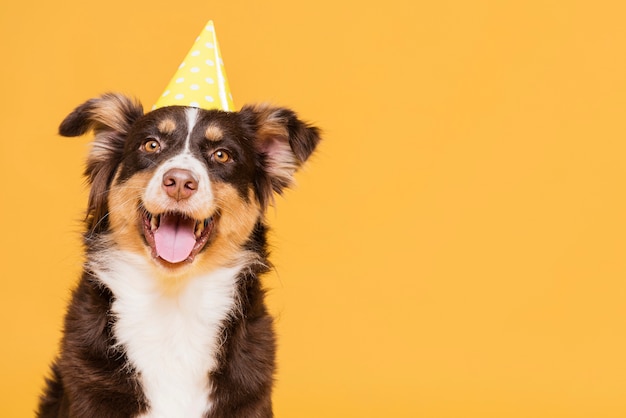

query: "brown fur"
left=205, top=123, right=224, bottom=142
left=157, top=118, right=177, bottom=134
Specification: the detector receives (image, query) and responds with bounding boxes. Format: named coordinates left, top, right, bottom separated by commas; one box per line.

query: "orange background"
left=2, top=1, right=626, bottom=417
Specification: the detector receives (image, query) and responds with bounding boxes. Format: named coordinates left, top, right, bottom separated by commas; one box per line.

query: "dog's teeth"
left=151, top=215, right=159, bottom=231
left=195, top=220, right=205, bottom=238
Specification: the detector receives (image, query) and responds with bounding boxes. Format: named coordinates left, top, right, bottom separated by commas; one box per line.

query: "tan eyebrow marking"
left=157, top=118, right=177, bottom=134
left=205, top=124, right=223, bottom=142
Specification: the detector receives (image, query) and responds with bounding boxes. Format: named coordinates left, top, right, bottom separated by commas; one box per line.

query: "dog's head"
left=60, top=93, right=320, bottom=273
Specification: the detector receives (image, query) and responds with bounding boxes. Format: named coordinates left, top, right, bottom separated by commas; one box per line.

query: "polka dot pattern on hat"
left=152, top=20, right=234, bottom=111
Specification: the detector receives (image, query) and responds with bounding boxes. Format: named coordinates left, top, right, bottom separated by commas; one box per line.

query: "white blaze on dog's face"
left=59, top=93, right=321, bottom=277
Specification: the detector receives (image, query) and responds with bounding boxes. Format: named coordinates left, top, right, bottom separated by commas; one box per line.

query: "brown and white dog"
left=37, top=93, right=321, bottom=418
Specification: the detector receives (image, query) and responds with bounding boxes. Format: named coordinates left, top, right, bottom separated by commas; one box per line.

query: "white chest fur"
left=91, top=250, right=242, bottom=418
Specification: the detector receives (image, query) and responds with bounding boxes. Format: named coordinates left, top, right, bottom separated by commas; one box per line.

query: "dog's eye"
left=142, top=139, right=161, bottom=154
left=212, top=150, right=231, bottom=163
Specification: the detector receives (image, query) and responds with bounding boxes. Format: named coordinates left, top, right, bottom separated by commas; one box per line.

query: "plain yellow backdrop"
left=2, top=0, right=626, bottom=417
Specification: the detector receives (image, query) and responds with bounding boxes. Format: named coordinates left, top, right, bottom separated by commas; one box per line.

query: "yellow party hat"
left=153, top=20, right=234, bottom=111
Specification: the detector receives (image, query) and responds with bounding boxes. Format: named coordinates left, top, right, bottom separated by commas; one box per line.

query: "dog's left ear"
left=240, top=104, right=321, bottom=208
left=59, top=93, right=144, bottom=233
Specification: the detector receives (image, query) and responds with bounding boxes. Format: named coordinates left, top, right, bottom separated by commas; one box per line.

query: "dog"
left=37, top=93, right=321, bottom=418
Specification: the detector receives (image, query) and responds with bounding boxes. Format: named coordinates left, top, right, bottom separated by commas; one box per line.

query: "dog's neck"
left=89, top=248, right=246, bottom=417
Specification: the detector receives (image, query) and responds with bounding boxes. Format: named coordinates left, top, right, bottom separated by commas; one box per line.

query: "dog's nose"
left=162, top=169, right=198, bottom=201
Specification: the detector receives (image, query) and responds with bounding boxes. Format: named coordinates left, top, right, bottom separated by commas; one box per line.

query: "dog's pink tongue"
left=154, top=214, right=196, bottom=263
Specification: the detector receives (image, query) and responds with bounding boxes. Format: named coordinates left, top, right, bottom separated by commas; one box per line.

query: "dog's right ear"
left=59, top=93, right=144, bottom=233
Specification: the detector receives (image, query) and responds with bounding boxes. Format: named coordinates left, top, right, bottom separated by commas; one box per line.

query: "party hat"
left=153, top=20, right=234, bottom=111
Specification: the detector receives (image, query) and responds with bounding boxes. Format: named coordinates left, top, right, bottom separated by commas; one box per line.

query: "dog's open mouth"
left=142, top=210, right=216, bottom=264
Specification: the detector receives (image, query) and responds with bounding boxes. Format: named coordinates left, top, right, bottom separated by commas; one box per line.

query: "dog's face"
left=60, top=93, right=320, bottom=276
